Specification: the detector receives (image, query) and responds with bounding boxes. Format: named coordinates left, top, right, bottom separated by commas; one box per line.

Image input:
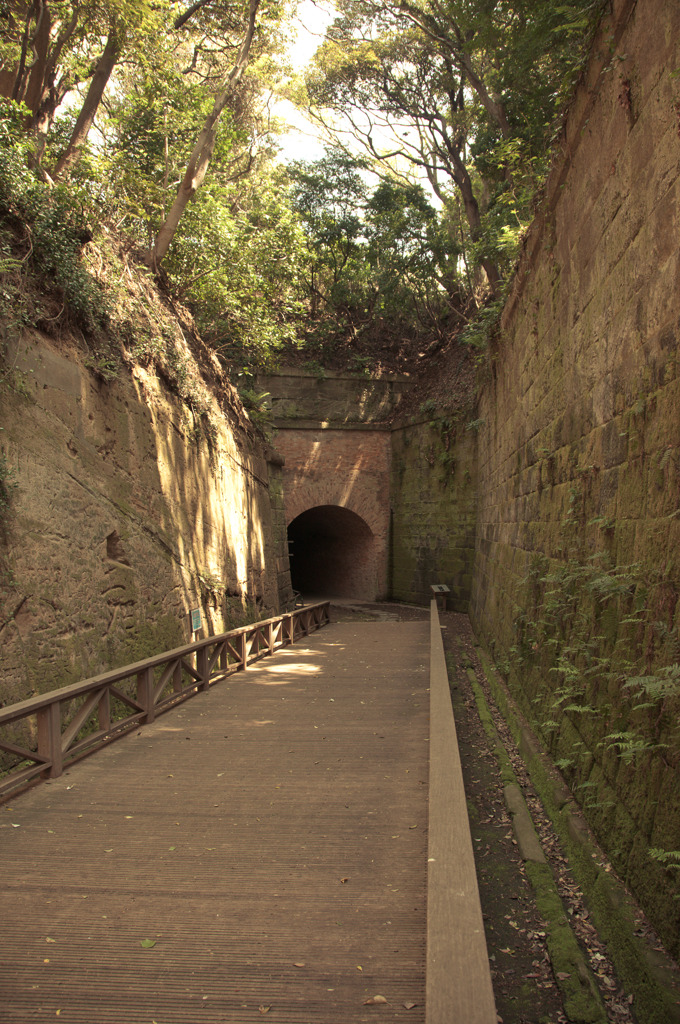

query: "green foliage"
left=649, top=848, right=680, bottom=872
left=287, top=149, right=460, bottom=363
left=459, top=298, right=505, bottom=351
left=237, top=386, right=275, bottom=435
left=166, top=165, right=305, bottom=370
left=0, top=111, right=109, bottom=337
left=306, top=0, right=605, bottom=301
left=510, top=554, right=680, bottom=788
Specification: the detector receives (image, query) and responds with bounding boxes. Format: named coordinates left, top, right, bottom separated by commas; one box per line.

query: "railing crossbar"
left=224, top=639, right=242, bottom=663
left=109, top=684, right=144, bottom=714
left=60, top=687, right=107, bottom=753
left=179, top=658, right=201, bottom=683
left=153, top=659, right=180, bottom=703
left=207, top=642, right=225, bottom=677
left=0, top=737, right=49, bottom=764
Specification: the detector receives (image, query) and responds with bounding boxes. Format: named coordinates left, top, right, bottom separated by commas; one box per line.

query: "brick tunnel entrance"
left=288, top=505, right=377, bottom=601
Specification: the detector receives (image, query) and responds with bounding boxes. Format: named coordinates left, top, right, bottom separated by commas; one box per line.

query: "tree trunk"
left=16, top=0, right=50, bottom=111
left=444, top=136, right=501, bottom=298
left=148, top=0, right=260, bottom=269
left=53, top=27, right=124, bottom=179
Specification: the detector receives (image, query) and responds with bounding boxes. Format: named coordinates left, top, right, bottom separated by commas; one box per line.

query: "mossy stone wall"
left=470, top=0, right=680, bottom=956
left=257, top=367, right=412, bottom=426
left=390, top=418, right=477, bottom=610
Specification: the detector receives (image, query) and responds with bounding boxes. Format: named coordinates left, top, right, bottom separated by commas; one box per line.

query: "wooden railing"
left=0, top=602, right=330, bottom=800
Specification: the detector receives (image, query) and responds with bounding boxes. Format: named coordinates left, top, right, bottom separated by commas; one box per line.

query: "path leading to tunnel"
left=0, top=620, right=430, bottom=1024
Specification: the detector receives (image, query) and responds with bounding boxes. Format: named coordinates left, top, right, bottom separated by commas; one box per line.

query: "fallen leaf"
left=403, top=1002, right=417, bottom=1010
left=140, top=939, right=156, bottom=949
left=258, top=1005, right=271, bottom=1014
left=293, top=963, right=306, bottom=968
left=356, top=965, right=363, bottom=972
left=556, top=972, right=571, bottom=980
left=363, top=995, right=387, bottom=1005
left=340, top=877, right=349, bottom=884
left=46, top=937, right=56, bottom=943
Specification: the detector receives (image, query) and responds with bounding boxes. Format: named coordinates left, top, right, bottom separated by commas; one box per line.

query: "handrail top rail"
left=0, top=602, right=330, bottom=726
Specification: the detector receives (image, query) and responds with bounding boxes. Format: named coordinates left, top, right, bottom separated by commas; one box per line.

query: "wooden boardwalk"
left=0, top=620, right=431, bottom=1024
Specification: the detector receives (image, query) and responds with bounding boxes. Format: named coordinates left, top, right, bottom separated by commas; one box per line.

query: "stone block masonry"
left=391, top=419, right=477, bottom=611
left=470, top=0, right=680, bottom=958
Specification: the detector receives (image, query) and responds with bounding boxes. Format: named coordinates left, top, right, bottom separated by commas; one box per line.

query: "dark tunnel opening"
left=288, top=505, right=377, bottom=601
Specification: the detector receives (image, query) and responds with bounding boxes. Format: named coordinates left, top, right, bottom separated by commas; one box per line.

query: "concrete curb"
left=426, top=602, right=497, bottom=1024
left=503, top=782, right=547, bottom=864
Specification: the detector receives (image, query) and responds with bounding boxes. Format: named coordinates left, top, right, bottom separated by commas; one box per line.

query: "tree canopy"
left=0, top=0, right=605, bottom=387
left=304, top=0, right=604, bottom=299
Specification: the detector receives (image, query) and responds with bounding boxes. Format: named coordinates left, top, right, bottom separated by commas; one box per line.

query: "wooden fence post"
left=197, top=647, right=209, bottom=691
left=37, top=703, right=63, bottom=778
left=137, top=668, right=155, bottom=724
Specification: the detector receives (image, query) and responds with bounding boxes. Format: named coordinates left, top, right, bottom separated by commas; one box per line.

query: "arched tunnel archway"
left=288, top=505, right=377, bottom=601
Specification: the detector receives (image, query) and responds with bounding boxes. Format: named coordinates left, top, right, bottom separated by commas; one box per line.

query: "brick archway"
left=274, top=427, right=391, bottom=600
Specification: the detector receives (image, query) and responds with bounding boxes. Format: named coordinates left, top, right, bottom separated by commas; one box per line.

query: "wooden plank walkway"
left=0, top=620, right=431, bottom=1024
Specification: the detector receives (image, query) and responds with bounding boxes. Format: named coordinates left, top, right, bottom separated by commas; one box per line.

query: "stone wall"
left=0, top=331, right=292, bottom=706
left=257, top=367, right=412, bottom=425
left=391, top=417, right=478, bottom=610
left=470, top=0, right=680, bottom=955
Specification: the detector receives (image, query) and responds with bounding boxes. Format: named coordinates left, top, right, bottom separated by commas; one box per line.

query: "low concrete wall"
left=257, top=367, right=412, bottom=425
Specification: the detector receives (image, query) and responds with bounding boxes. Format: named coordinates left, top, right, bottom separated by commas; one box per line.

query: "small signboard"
left=190, top=607, right=202, bottom=632
left=430, top=584, right=450, bottom=612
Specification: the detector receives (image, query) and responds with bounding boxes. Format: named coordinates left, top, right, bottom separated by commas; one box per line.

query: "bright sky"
left=272, top=0, right=438, bottom=206
left=274, top=0, right=336, bottom=162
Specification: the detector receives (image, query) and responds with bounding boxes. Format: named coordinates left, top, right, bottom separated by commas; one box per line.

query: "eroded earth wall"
left=0, top=332, right=292, bottom=705
left=470, top=0, right=680, bottom=954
